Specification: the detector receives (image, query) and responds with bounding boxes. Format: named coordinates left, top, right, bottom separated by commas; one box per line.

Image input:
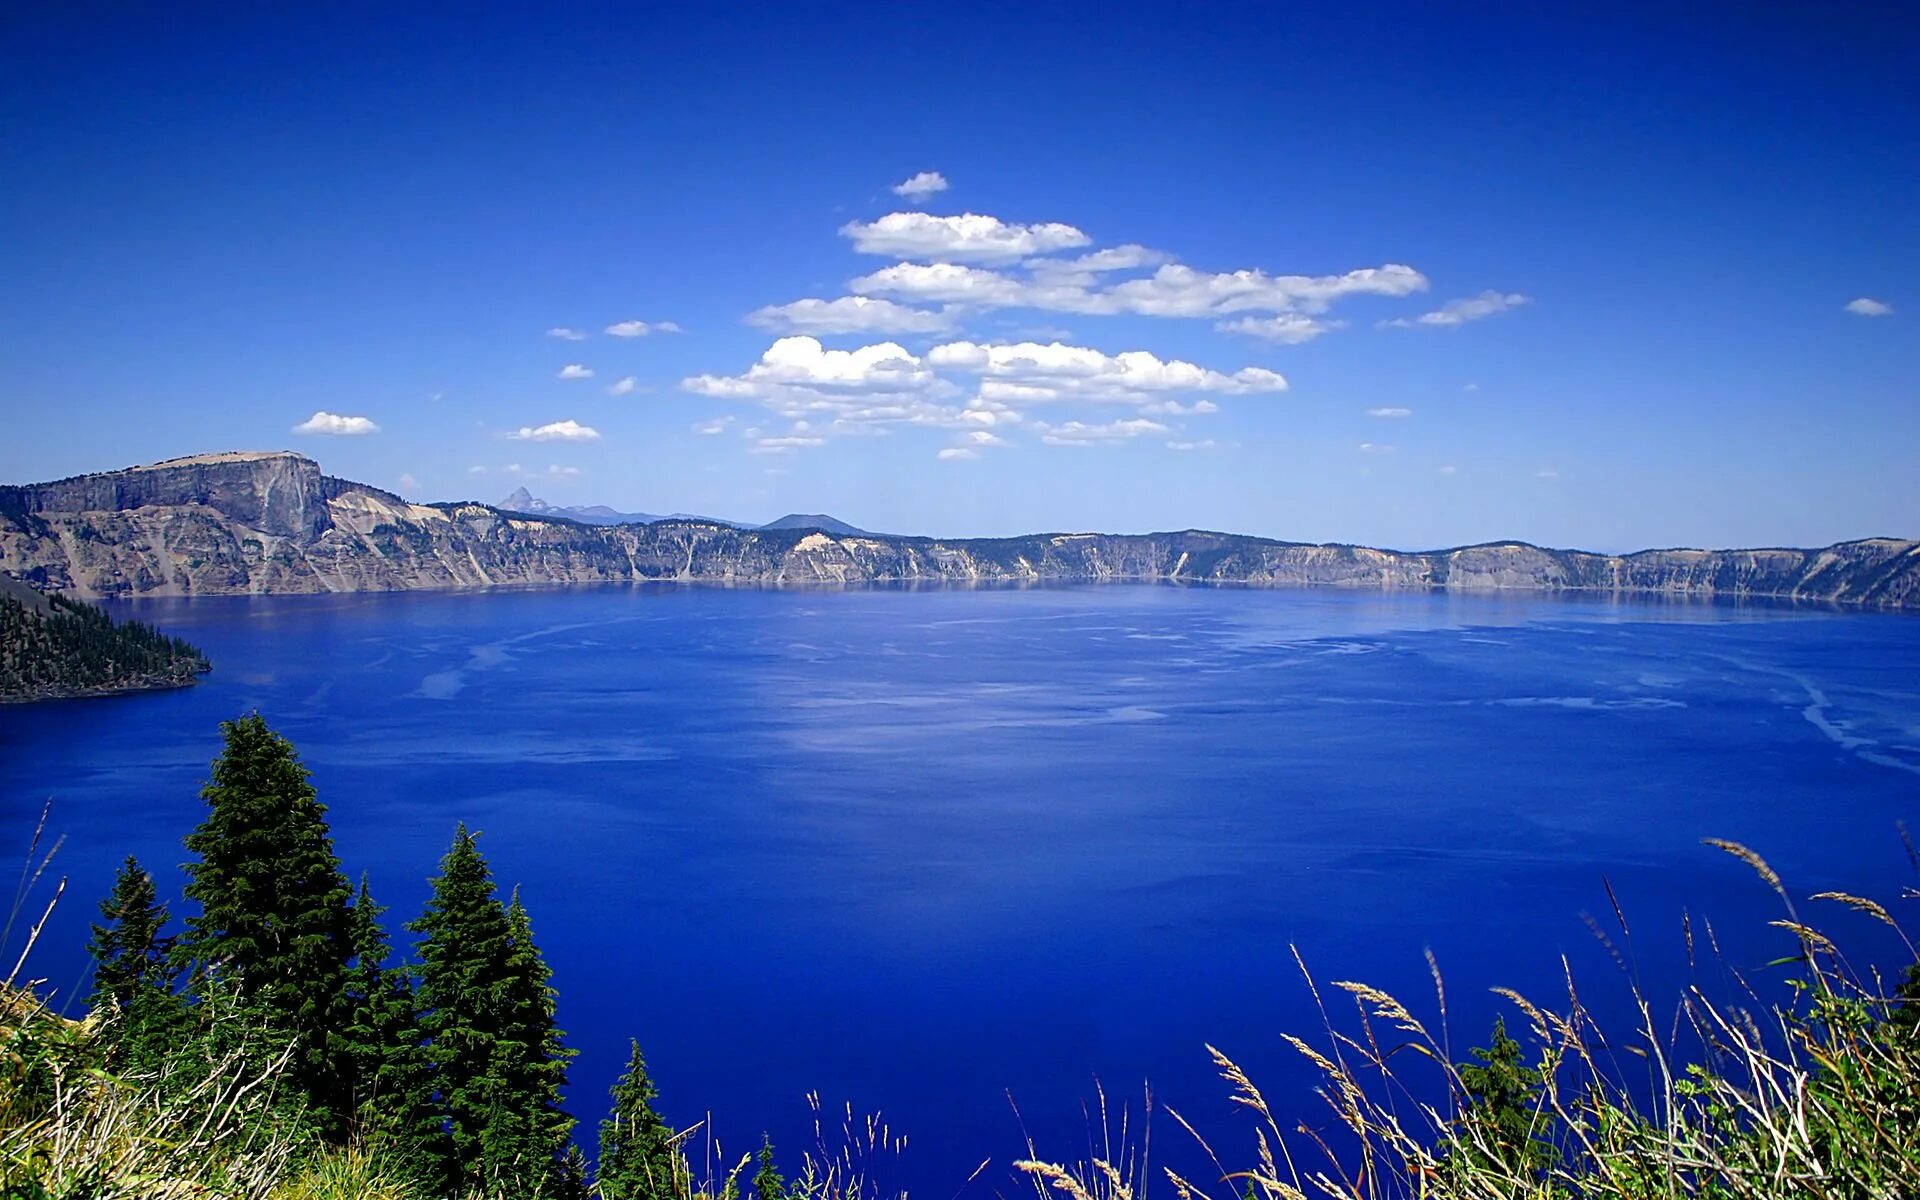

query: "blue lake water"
left=3, top=584, right=1918, bottom=1193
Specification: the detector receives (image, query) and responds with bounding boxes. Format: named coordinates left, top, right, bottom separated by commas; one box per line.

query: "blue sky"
left=2, top=4, right=1913, bottom=550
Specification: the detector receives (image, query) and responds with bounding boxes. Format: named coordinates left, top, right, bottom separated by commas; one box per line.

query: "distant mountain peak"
left=760, top=513, right=875, bottom=537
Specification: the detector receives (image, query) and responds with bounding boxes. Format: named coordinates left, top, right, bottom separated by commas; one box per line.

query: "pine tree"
left=753, top=1134, right=785, bottom=1200
left=412, top=825, right=577, bottom=1197
left=342, top=875, right=444, bottom=1171
left=85, top=855, right=183, bottom=1069
left=495, top=888, right=579, bottom=1194
left=177, top=713, right=356, bottom=1132
left=1452, top=1016, right=1553, bottom=1176
left=598, top=1039, right=683, bottom=1200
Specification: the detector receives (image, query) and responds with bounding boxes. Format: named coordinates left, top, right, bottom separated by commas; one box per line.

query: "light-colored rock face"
left=2, top=454, right=1919, bottom=607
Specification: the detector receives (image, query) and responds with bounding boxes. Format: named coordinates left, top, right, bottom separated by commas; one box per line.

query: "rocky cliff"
left=3, top=452, right=1918, bottom=608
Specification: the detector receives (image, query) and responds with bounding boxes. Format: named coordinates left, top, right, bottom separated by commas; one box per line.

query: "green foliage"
left=85, top=855, right=187, bottom=1072
left=597, top=1040, right=684, bottom=1200
left=342, top=876, right=446, bottom=1175
left=1450, top=1014, right=1554, bottom=1179
left=753, top=1135, right=786, bottom=1200
left=177, top=713, right=357, bottom=1136
left=410, top=825, right=578, bottom=1198
left=0, top=587, right=207, bottom=701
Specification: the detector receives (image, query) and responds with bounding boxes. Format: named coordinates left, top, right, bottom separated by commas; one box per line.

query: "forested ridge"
left=0, top=576, right=207, bottom=701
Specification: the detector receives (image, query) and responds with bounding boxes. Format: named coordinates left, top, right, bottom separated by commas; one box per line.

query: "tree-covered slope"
left=0, top=573, right=208, bottom=701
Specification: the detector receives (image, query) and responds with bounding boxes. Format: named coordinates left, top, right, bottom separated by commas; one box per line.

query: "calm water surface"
left=3, top=585, right=1917, bottom=1192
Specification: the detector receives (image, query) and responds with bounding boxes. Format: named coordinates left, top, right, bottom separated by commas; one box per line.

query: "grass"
left=1013, top=839, right=1920, bottom=1200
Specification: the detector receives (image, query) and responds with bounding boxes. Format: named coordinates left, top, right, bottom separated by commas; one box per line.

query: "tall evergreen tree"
left=496, top=888, right=579, bottom=1193
left=412, top=825, right=578, bottom=1198
left=597, top=1039, right=683, bottom=1200
left=85, top=855, right=183, bottom=1068
left=176, top=712, right=357, bottom=1131
left=342, top=875, right=444, bottom=1169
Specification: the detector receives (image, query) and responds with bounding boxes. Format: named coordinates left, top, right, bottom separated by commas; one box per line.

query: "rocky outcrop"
left=3, top=452, right=1918, bottom=608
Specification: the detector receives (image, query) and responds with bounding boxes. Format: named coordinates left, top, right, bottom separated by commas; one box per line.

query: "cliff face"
left=3, top=452, right=1918, bottom=608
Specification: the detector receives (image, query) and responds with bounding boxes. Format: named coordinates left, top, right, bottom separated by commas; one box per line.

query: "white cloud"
left=606, top=319, right=683, bottom=337
left=853, top=259, right=1427, bottom=322
left=293, top=411, right=379, bottom=436
left=1358, top=442, right=1396, bottom=453
left=607, top=376, right=640, bottom=396
left=467, top=464, right=488, bottom=475
left=1367, top=407, right=1412, bottom=418
left=1031, top=244, right=1170, bottom=274
left=1845, top=297, right=1893, bottom=317
left=936, top=447, right=978, bottom=461
left=398, top=472, right=422, bottom=492
left=891, top=171, right=949, bottom=203
left=547, top=327, right=587, bottom=341
left=850, top=261, right=1029, bottom=306
left=841, top=211, right=1091, bottom=263
left=1103, top=263, right=1428, bottom=317
left=747, top=296, right=953, bottom=335
left=928, top=340, right=1287, bottom=403
left=1438, top=464, right=1457, bottom=476
left=693, top=416, right=735, bottom=435
left=691, top=335, right=937, bottom=393
left=1385, top=290, right=1530, bottom=328
left=1534, top=468, right=1559, bottom=479
left=557, top=364, right=595, bottom=379
left=508, top=419, right=600, bottom=442
left=1166, top=439, right=1219, bottom=452
left=1216, top=315, right=1343, bottom=344
left=749, top=434, right=828, bottom=455
left=1040, top=418, right=1170, bottom=446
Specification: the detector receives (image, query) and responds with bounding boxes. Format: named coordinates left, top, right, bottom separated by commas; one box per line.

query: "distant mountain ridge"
left=3, top=451, right=1918, bottom=608
left=498, top=487, right=874, bottom=536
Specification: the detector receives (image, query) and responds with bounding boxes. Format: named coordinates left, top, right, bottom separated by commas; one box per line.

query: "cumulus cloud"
left=1845, top=297, right=1893, bottom=317
left=397, top=472, right=422, bottom=492
left=1104, top=263, right=1428, bottom=317
left=692, top=416, right=735, bottom=435
left=936, top=447, right=978, bottom=461
left=749, top=433, right=828, bottom=455
left=1166, top=439, right=1219, bottom=451
left=849, top=261, right=1029, bottom=306
left=607, top=376, right=640, bottom=396
left=1040, top=418, right=1170, bottom=446
left=841, top=211, right=1091, bottom=263
left=1367, top=407, right=1412, bottom=418
left=891, top=171, right=949, bottom=203
left=547, top=327, right=587, bottom=341
left=557, top=364, right=594, bottom=379
left=293, top=411, right=379, bottom=436
left=508, top=419, right=600, bottom=442
left=1385, top=290, right=1530, bottom=328
left=605, top=319, right=683, bottom=337
left=683, top=334, right=1272, bottom=453
left=1216, top=314, right=1343, bottom=344
left=853, top=259, right=1427, bottom=321
left=688, top=335, right=937, bottom=395
left=1358, top=442, right=1396, bottom=453
left=747, top=296, right=953, bottom=335
left=928, top=340, right=1286, bottom=404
